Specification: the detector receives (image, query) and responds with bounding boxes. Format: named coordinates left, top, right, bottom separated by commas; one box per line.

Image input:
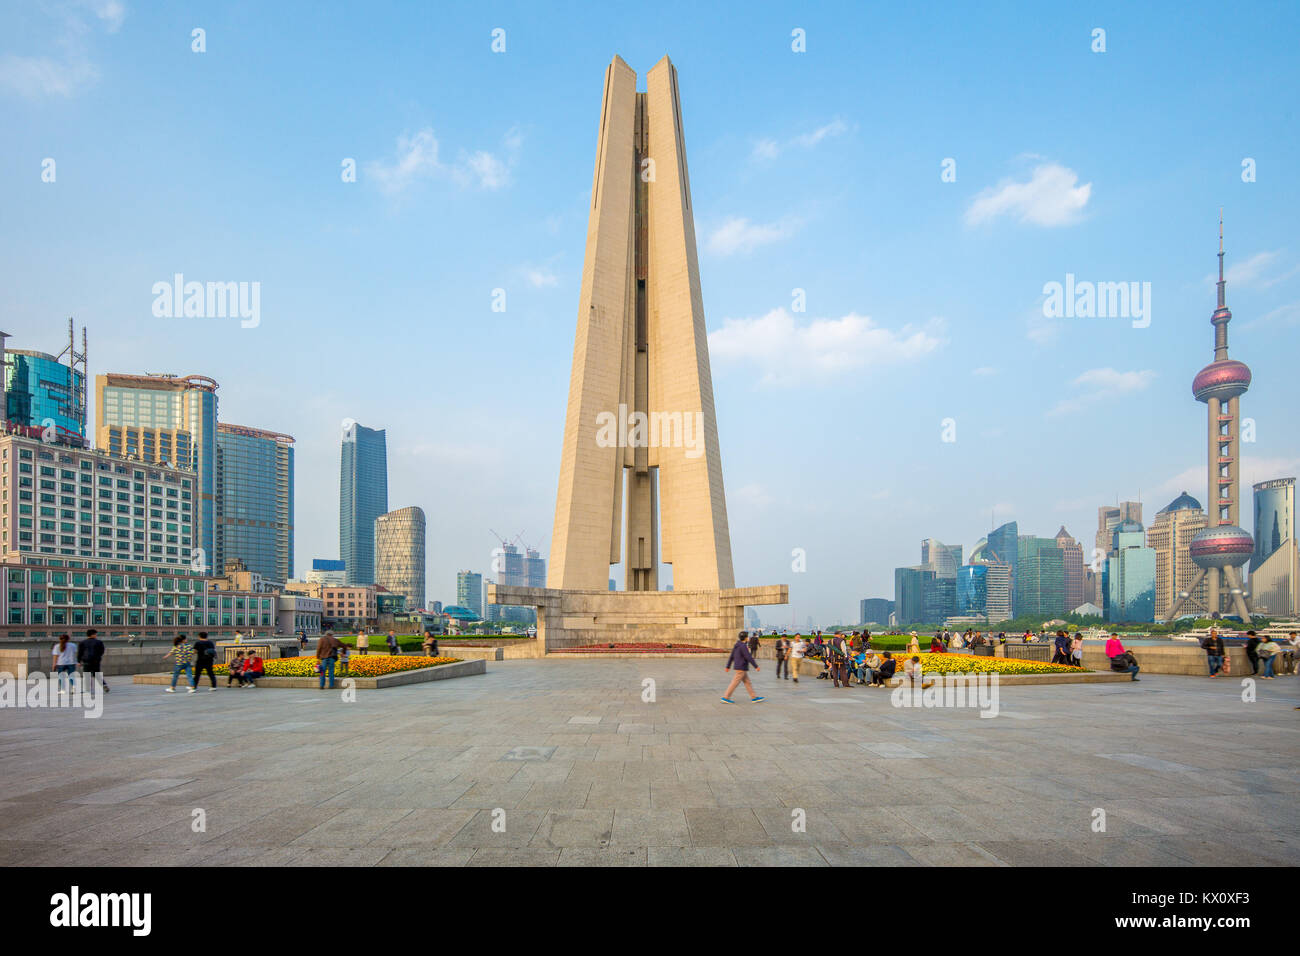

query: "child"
left=339, top=645, right=351, bottom=677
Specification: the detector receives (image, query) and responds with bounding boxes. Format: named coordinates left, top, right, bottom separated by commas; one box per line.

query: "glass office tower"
left=339, top=423, right=388, bottom=586
left=4, top=350, right=85, bottom=442
left=215, top=423, right=295, bottom=582
left=985, top=521, right=1019, bottom=615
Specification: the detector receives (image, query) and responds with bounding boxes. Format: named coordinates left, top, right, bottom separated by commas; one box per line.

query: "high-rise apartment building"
left=339, top=423, right=387, bottom=585
left=375, top=505, right=426, bottom=610
left=1147, top=491, right=1208, bottom=621
left=215, top=423, right=293, bottom=584
left=456, top=570, right=484, bottom=618
left=1250, top=478, right=1297, bottom=617
left=96, top=373, right=218, bottom=569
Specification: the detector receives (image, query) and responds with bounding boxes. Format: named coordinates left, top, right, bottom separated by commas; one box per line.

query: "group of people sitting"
left=223, top=648, right=267, bottom=688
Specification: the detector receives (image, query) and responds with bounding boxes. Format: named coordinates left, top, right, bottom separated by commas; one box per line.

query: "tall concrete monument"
left=491, top=55, right=787, bottom=651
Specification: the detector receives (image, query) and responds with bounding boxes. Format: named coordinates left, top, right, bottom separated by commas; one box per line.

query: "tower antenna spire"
left=1217, top=208, right=1226, bottom=309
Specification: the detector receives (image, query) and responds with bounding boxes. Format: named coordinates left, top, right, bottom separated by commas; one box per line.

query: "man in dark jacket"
left=77, top=628, right=108, bottom=693
left=722, top=631, right=764, bottom=703
left=871, top=652, right=898, bottom=686
left=316, top=630, right=344, bottom=689
left=773, top=635, right=790, bottom=680
left=1245, top=632, right=1261, bottom=675
left=1201, top=629, right=1226, bottom=677
left=192, top=631, right=218, bottom=691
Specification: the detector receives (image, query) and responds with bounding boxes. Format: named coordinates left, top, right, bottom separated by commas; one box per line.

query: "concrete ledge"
left=131, top=658, right=485, bottom=689
left=440, top=646, right=504, bottom=661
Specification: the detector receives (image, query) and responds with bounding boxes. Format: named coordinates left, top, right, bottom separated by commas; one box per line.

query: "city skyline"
left=3, top=3, right=1298, bottom=622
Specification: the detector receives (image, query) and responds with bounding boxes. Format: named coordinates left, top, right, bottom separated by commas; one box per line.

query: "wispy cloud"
left=367, top=126, right=519, bottom=196
left=0, top=0, right=125, bottom=98
left=752, top=118, right=849, bottom=160
left=1239, top=299, right=1300, bottom=332
left=1046, top=367, right=1155, bottom=417
left=966, top=162, right=1092, bottom=227
left=971, top=366, right=998, bottom=377
left=708, top=308, right=945, bottom=384
left=1205, top=249, right=1299, bottom=292
left=705, top=216, right=796, bottom=256
left=523, top=266, right=559, bottom=288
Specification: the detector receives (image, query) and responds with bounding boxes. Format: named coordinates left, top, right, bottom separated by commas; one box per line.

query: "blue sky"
left=2, top=0, right=1298, bottom=625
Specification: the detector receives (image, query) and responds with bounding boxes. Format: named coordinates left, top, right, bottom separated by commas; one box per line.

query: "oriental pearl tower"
left=1167, top=214, right=1254, bottom=622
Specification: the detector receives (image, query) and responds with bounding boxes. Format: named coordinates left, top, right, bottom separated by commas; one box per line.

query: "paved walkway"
left=1, top=660, right=1296, bottom=866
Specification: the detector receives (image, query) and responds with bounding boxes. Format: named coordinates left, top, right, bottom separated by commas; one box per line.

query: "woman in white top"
left=52, top=633, right=78, bottom=694
left=949, top=632, right=964, bottom=651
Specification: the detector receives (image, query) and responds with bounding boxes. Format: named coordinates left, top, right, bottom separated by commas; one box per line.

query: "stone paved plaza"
left=1, top=660, right=1297, bottom=866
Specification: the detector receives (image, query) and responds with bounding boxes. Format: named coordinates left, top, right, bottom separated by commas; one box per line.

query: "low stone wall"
left=1, top=644, right=174, bottom=679
left=1080, top=643, right=1262, bottom=676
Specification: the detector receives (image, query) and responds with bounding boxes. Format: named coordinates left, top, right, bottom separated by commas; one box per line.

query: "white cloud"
left=971, top=366, right=998, bottom=376
left=1207, top=250, right=1299, bottom=292
left=1046, top=366, right=1155, bottom=417
left=708, top=308, right=945, bottom=384
left=0, top=0, right=125, bottom=98
left=1158, top=456, right=1300, bottom=498
left=523, top=266, right=558, bottom=288
left=705, top=217, right=793, bottom=256
left=752, top=118, right=848, bottom=160
left=966, top=163, right=1092, bottom=227
left=367, top=126, right=516, bottom=195
left=1239, top=299, right=1300, bottom=332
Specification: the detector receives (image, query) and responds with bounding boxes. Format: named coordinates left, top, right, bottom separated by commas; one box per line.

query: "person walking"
left=747, top=631, right=760, bottom=661
left=1052, top=630, right=1072, bottom=665
left=357, top=631, right=369, bottom=656
left=773, top=635, right=789, bottom=680
left=1245, top=631, right=1261, bottom=675
left=1256, top=633, right=1281, bottom=679
left=163, top=635, right=196, bottom=694
left=1201, top=629, right=1226, bottom=678
left=192, top=631, right=218, bottom=691
left=52, top=633, right=78, bottom=695
left=721, top=631, right=764, bottom=703
left=76, top=628, right=108, bottom=693
left=1070, top=632, right=1084, bottom=668
left=790, top=634, right=806, bottom=683
left=386, top=630, right=400, bottom=656
left=316, top=629, right=344, bottom=689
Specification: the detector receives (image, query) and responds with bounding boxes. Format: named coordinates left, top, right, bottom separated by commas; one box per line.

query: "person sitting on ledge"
left=240, top=651, right=265, bottom=687
left=903, top=655, right=934, bottom=689
left=1104, top=632, right=1140, bottom=681
left=227, top=650, right=245, bottom=686
left=871, top=652, right=897, bottom=686
left=929, top=635, right=946, bottom=654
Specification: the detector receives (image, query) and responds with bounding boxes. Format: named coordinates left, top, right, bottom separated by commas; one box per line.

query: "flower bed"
left=902, top=652, right=1086, bottom=675
left=552, top=642, right=726, bottom=654
left=215, top=655, right=461, bottom=678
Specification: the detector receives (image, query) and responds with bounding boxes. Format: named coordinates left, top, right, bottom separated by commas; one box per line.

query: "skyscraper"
left=215, top=423, right=294, bottom=583
left=1147, top=491, right=1208, bottom=621
left=894, top=566, right=933, bottom=626
left=921, top=538, right=961, bottom=578
left=859, top=598, right=893, bottom=625
left=1095, top=502, right=1143, bottom=562
left=1016, top=536, right=1065, bottom=618
left=4, top=349, right=86, bottom=445
left=339, top=423, right=387, bottom=586
left=375, top=506, right=426, bottom=611
left=1107, top=520, right=1157, bottom=622
left=1054, top=527, right=1086, bottom=613
left=1250, top=478, right=1297, bottom=617
left=96, top=373, right=218, bottom=569
left=985, top=521, right=1019, bottom=615
left=456, top=570, right=484, bottom=618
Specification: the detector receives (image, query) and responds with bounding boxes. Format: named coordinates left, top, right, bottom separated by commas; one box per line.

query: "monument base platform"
left=489, top=584, right=788, bottom=656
